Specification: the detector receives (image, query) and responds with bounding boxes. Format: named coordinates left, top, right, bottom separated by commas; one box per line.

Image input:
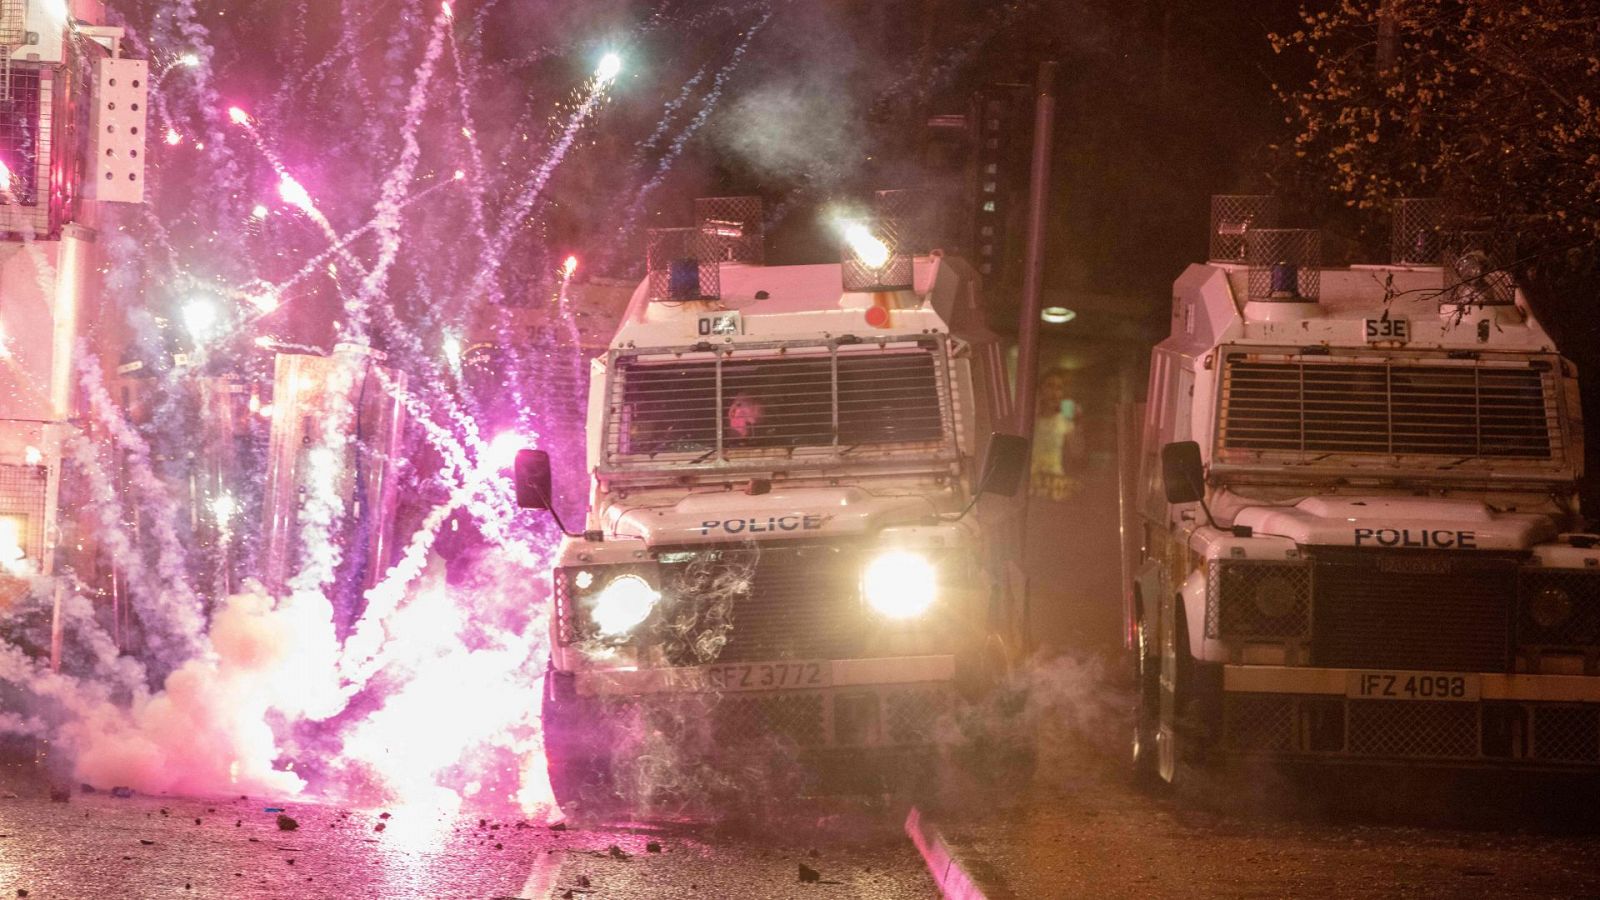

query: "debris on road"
left=48, top=787, right=69, bottom=803
left=379, top=811, right=391, bottom=819
left=608, top=844, right=629, bottom=860
left=78, top=784, right=95, bottom=794
left=110, top=787, right=133, bottom=798
left=263, top=807, right=284, bottom=813
left=277, top=814, right=299, bottom=831
left=798, top=863, right=821, bottom=883
left=374, top=822, right=386, bottom=833
left=548, top=821, right=568, bottom=832
left=646, top=841, right=662, bottom=853
left=139, top=840, right=155, bottom=846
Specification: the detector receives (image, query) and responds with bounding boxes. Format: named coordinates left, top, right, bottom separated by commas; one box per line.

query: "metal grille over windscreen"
left=1218, top=353, right=1561, bottom=463
left=606, top=341, right=953, bottom=470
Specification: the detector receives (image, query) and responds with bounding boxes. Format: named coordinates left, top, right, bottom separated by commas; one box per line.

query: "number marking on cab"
left=1346, top=670, right=1479, bottom=702
left=1364, top=317, right=1410, bottom=343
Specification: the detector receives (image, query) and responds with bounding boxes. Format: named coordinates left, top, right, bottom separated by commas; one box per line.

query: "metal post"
left=1013, top=60, right=1058, bottom=438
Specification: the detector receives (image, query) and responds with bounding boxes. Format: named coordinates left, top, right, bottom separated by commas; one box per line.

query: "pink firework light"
left=485, top=431, right=529, bottom=470
left=227, top=105, right=251, bottom=127
left=277, top=173, right=314, bottom=213
left=561, top=255, right=578, bottom=279
left=0, top=160, right=10, bottom=193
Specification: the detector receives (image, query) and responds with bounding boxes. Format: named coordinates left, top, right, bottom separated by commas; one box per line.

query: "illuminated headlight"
left=862, top=550, right=938, bottom=620
left=1530, top=586, right=1574, bottom=630
left=588, top=573, right=660, bottom=636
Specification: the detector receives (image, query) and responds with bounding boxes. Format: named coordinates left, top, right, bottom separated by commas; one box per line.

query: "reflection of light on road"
left=518, top=842, right=566, bottom=900
left=368, top=798, right=461, bottom=898
left=377, top=799, right=459, bottom=855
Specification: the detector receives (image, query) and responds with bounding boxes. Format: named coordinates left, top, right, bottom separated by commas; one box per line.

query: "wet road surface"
left=4, top=714, right=1600, bottom=898
left=946, top=748, right=1600, bottom=900
left=0, top=772, right=934, bottom=899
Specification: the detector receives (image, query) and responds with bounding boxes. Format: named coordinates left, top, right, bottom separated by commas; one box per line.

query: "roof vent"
left=1391, top=197, right=1445, bottom=266
left=1441, top=230, right=1516, bottom=308
left=1246, top=228, right=1321, bottom=303
left=1210, top=194, right=1279, bottom=262
left=646, top=227, right=720, bottom=303
left=695, top=195, right=763, bottom=264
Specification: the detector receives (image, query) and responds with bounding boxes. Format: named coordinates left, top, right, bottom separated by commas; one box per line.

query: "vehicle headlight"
left=1530, top=586, right=1573, bottom=630
left=1251, top=574, right=1303, bottom=620
left=588, top=573, right=660, bottom=636
left=862, top=550, right=938, bottom=620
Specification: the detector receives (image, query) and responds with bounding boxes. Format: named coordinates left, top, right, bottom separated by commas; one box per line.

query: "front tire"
left=1130, top=613, right=1161, bottom=786
left=541, top=673, right=619, bottom=819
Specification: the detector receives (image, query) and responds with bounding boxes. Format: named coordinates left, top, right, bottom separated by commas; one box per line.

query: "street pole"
left=1010, top=60, right=1057, bottom=654
left=1013, top=60, right=1057, bottom=439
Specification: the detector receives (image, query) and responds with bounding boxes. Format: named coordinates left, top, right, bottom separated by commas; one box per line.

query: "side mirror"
left=979, top=433, right=1030, bottom=497
left=514, top=449, right=554, bottom=510
left=1161, top=441, right=1205, bottom=504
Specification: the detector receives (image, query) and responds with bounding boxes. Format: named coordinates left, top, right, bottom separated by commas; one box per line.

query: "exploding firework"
left=0, top=0, right=1006, bottom=822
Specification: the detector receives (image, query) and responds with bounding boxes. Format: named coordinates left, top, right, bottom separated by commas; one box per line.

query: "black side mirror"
left=980, top=433, right=1030, bottom=497
left=514, top=449, right=554, bottom=510
left=1161, top=441, right=1205, bottom=504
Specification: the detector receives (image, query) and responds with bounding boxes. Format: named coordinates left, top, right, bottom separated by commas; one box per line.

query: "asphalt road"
left=0, top=767, right=934, bottom=899
left=944, top=737, right=1600, bottom=900
left=2, top=700, right=1599, bottom=899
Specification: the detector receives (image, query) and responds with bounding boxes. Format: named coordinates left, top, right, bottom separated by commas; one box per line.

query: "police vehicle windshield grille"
left=606, top=341, right=953, bottom=469
left=1217, top=352, right=1562, bottom=463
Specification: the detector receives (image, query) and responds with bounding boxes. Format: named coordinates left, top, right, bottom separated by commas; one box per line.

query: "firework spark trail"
left=366, top=366, right=535, bottom=559
left=286, top=0, right=447, bottom=603
left=285, top=352, right=359, bottom=599
left=445, top=21, right=491, bottom=254
left=622, top=10, right=774, bottom=233
left=141, top=1, right=245, bottom=230
left=633, top=64, right=708, bottom=161
left=337, top=494, right=459, bottom=686
left=60, top=432, right=161, bottom=650
left=333, top=0, right=379, bottom=123
left=466, top=64, right=620, bottom=307
left=75, top=352, right=208, bottom=661
left=241, top=175, right=461, bottom=311
left=350, top=3, right=453, bottom=330
left=330, top=361, right=546, bottom=693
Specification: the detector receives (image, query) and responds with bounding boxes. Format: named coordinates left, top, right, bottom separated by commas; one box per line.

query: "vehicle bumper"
left=1221, top=665, right=1600, bottom=768
left=548, top=654, right=956, bottom=752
